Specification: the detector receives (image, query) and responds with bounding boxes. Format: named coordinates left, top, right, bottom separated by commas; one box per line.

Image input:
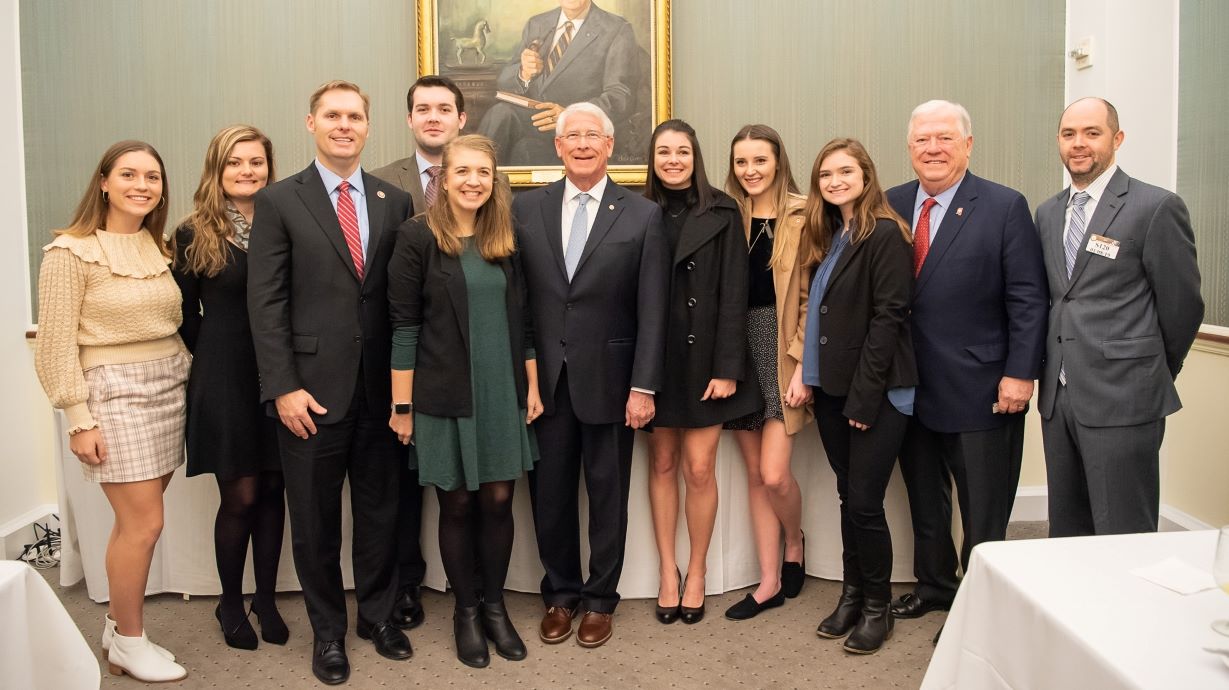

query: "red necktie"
left=424, top=166, right=442, bottom=208
left=336, top=180, right=364, bottom=280
left=913, top=197, right=938, bottom=277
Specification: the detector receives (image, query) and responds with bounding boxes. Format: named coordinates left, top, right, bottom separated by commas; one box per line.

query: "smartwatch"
left=392, top=401, right=413, bottom=415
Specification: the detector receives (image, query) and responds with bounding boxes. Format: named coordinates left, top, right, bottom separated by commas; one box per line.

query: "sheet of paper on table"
left=1129, top=556, right=1217, bottom=595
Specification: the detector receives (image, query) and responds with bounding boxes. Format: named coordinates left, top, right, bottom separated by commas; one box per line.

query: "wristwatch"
left=392, top=401, right=413, bottom=415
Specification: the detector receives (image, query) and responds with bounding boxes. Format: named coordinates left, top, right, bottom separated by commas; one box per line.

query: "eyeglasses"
left=559, top=131, right=610, bottom=144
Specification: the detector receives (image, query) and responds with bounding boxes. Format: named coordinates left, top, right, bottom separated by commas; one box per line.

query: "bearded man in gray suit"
left=1035, top=97, right=1203, bottom=537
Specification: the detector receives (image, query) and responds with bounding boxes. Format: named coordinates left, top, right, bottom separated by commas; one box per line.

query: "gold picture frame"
left=416, top=0, right=672, bottom=187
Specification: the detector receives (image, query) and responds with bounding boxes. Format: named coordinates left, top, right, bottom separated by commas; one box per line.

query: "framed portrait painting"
left=416, top=0, right=672, bottom=186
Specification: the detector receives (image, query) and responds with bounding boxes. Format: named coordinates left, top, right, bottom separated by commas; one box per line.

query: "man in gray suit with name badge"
left=1035, top=97, right=1203, bottom=537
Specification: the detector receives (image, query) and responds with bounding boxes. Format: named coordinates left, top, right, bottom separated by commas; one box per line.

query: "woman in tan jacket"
left=35, top=141, right=190, bottom=682
left=722, top=125, right=814, bottom=620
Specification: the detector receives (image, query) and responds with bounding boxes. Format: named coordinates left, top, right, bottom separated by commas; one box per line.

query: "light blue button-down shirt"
left=911, top=174, right=965, bottom=244
left=315, top=159, right=370, bottom=256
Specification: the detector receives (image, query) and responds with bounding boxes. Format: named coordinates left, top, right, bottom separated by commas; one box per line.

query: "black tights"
left=436, top=480, right=515, bottom=608
left=215, top=471, right=285, bottom=614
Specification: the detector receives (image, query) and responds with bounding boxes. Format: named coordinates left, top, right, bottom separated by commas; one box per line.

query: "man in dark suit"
left=513, top=102, right=668, bottom=648
left=478, top=0, right=640, bottom=165
left=885, top=100, right=1048, bottom=622
left=248, top=80, right=413, bottom=685
left=1036, top=97, right=1202, bottom=537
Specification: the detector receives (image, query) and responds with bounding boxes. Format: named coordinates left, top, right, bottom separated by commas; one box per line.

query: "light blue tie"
left=565, top=192, right=591, bottom=280
left=1064, top=191, right=1091, bottom=279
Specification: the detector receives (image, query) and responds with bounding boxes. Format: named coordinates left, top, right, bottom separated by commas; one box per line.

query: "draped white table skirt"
left=0, top=560, right=100, bottom=690
left=55, top=413, right=921, bottom=602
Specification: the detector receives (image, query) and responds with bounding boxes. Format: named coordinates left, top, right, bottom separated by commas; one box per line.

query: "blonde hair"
left=425, top=135, right=515, bottom=260
left=175, top=125, right=275, bottom=277
left=725, top=124, right=804, bottom=271
left=57, top=140, right=171, bottom=258
left=309, top=79, right=370, bottom=116
left=801, top=138, right=910, bottom=267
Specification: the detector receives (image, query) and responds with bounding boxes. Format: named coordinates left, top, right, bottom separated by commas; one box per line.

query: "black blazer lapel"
left=822, top=232, right=863, bottom=300
left=1067, top=169, right=1127, bottom=290
left=576, top=179, right=625, bottom=275
left=540, top=180, right=568, bottom=279
left=915, top=174, right=979, bottom=297
left=437, top=249, right=470, bottom=355
left=295, top=164, right=360, bottom=282
left=363, top=171, right=388, bottom=282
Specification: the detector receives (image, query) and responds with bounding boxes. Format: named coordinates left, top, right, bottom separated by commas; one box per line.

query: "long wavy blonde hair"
left=57, top=140, right=171, bottom=258
left=176, top=125, right=275, bottom=277
left=426, top=135, right=514, bottom=260
left=724, top=124, right=805, bottom=271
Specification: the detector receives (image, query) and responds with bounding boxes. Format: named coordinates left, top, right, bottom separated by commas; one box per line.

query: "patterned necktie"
left=545, top=21, right=574, bottom=76
left=336, top=180, right=364, bottom=280
left=424, top=165, right=442, bottom=208
left=1064, top=191, right=1091, bottom=279
left=564, top=192, right=591, bottom=280
left=912, top=197, right=938, bottom=277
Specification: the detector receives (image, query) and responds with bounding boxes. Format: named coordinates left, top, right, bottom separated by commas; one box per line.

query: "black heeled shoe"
left=782, top=532, right=806, bottom=598
left=680, top=572, right=705, bottom=624
left=816, top=583, right=863, bottom=639
left=252, top=598, right=289, bottom=645
left=655, top=567, right=682, bottom=624
left=843, top=598, right=894, bottom=654
left=453, top=605, right=490, bottom=668
left=480, top=599, right=527, bottom=661
left=215, top=602, right=258, bottom=650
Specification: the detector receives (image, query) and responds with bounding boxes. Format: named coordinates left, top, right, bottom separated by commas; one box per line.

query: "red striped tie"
left=913, top=197, right=938, bottom=277
left=336, top=180, right=364, bottom=279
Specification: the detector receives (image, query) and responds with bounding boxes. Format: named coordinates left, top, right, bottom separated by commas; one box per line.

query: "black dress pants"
left=278, top=375, right=400, bottom=641
left=529, top=365, right=635, bottom=614
left=396, top=460, right=425, bottom=592
left=813, top=390, right=909, bottom=601
left=898, top=413, right=1025, bottom=603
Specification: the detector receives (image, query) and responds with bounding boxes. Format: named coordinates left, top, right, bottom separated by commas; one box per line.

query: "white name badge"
left=1086, top=234, right=1120, bottom=260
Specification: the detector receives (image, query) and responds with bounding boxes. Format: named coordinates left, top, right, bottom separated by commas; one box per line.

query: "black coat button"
left=819, top=305, right=828, bottom=314
left=353, top=335, right=361, bottom=343
left=686, top=334, right=696, bottom=344
left=687, top=297, right=697, bottom=308
left=819, top=336, right=828, bottom=345
left=560, top=338, right=567, bottom=346
left=686, top=261, right=696, bottom=271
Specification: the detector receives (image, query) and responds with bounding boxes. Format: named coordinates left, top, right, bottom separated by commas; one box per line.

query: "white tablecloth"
left=0, top=560, right=100, bottom=690
left=923, top=530, right=1229, bottom=689
left=55, top=412, right=922, bottom=602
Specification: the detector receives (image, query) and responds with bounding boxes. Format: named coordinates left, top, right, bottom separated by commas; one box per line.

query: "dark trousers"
left=898, top=413, right=1025, bottom=603
left=813, top=390, right=909, bottom=601
left=1043, top=384, right=1163, bottom=537
left=529, top=365, right=635, bottom=614
left=278, top=376, right=400, bottom=641
left=396, top=462, right=425, bottom=591
left=476, top=102, right=556, bottom=164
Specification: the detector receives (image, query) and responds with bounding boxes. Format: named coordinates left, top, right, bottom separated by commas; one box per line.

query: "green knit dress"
left=405, top=239, right=538, bottom=491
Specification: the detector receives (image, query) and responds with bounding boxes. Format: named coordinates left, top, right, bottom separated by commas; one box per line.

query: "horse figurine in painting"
left=451, top=19, right=492, bottom=65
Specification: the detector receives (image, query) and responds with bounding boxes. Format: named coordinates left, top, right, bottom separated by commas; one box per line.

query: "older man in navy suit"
left=885, top=100, right=1049, bottom=623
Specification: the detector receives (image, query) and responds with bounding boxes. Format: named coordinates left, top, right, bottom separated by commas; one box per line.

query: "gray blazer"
left=1035, top=167, right=1203, bottom=428
left=370, top=156, right=427, bottom=213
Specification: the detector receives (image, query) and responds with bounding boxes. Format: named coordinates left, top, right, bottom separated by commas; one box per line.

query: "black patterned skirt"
left=723, top=305, right=783, bottom=431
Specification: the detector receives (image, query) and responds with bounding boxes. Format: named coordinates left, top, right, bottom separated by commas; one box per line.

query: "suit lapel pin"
left=377, top=190, right=386, bottom=199
left=956, top=207, right=963, bottom=216
left=608, top=204, right=615, bottom=211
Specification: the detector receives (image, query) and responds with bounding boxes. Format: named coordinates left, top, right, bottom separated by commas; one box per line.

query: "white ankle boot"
left=107, top=631, right=187, bottom=682
left=102, top=614, right=175, bottom=660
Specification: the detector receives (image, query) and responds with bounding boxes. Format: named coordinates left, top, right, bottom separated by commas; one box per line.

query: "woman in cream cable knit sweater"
left=35, top=140, right=190, bottom=682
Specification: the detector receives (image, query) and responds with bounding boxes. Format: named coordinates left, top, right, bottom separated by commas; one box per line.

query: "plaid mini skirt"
left=81, top=351, right=190, bottom=483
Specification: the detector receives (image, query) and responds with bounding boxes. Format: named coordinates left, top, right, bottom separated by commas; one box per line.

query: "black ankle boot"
left=480, top=600, right=527, bottom=661
left=453, top=605, right=490, bottom=668
left=842, top=598, right=894, bottom=654
left=816, top=583, right=863, bottom=639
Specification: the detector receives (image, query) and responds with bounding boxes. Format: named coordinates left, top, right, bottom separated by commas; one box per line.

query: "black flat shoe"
left=392, top=586, right=425, bottom=630
left=357, top=620, right=413, bottom=660
left=480, top=599, right=527, bottom=661
left=816, top=583, right=863, bottom=639
left=215, top=602, right=258, bottom=650
left=680, top=572, right=705, bottom=624
left=252, top=599, right=289, bottom=645
left=889, top=592, right=951, bottom=619
left=454, top=605, right=490, bottom=668
left=655, top=567, right=681, bottom=624
left=723, top=588, right=785, bottom=621
left=782, top=532, right=806, bottom=598
left=312, top=638, right=349, bottom=685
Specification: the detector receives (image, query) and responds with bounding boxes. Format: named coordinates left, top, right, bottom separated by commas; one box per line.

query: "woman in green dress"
left=387, top=134, right=542, bottom=669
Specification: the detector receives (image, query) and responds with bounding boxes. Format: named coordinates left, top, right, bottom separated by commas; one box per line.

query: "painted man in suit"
left=885, top=100, right=1049, bottom=622
left=248, top=80, right=413, bottom=685
left=370, top=74, right=470, bottom=631
left=1036, top=97, right=1202, bottom=537
left=478, top=0, right=640, bottom=165
left=514, top=102, right=668, bottom=648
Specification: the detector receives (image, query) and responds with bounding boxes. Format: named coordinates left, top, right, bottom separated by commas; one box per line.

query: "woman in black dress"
left=172, top=125, right=288, bottom=650
left=801, top=138, right=916, bottom=654
left=387, top=134, right=541, bottom=668
left=643, top=120, right=761, bottom=625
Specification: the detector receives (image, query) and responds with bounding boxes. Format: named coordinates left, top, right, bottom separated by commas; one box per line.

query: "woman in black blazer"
left=643, top=120, right=761, bottom=625
left=799, top=138, right=917, bottom=654
left=386, top=135, right=542, bottom=669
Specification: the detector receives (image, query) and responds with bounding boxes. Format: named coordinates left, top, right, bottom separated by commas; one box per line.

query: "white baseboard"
left=1009, top=486, right=1213, bottom=532
left=0, top=503, right=59, bottom=559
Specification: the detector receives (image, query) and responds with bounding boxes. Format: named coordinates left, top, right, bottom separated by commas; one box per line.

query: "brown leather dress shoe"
left=576, top=612, right=613, bottom=648
left=539, top=606, right=575, bottom=644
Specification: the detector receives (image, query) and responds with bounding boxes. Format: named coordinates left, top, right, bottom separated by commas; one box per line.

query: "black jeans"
left=813, top=389, right=909, bottom=601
